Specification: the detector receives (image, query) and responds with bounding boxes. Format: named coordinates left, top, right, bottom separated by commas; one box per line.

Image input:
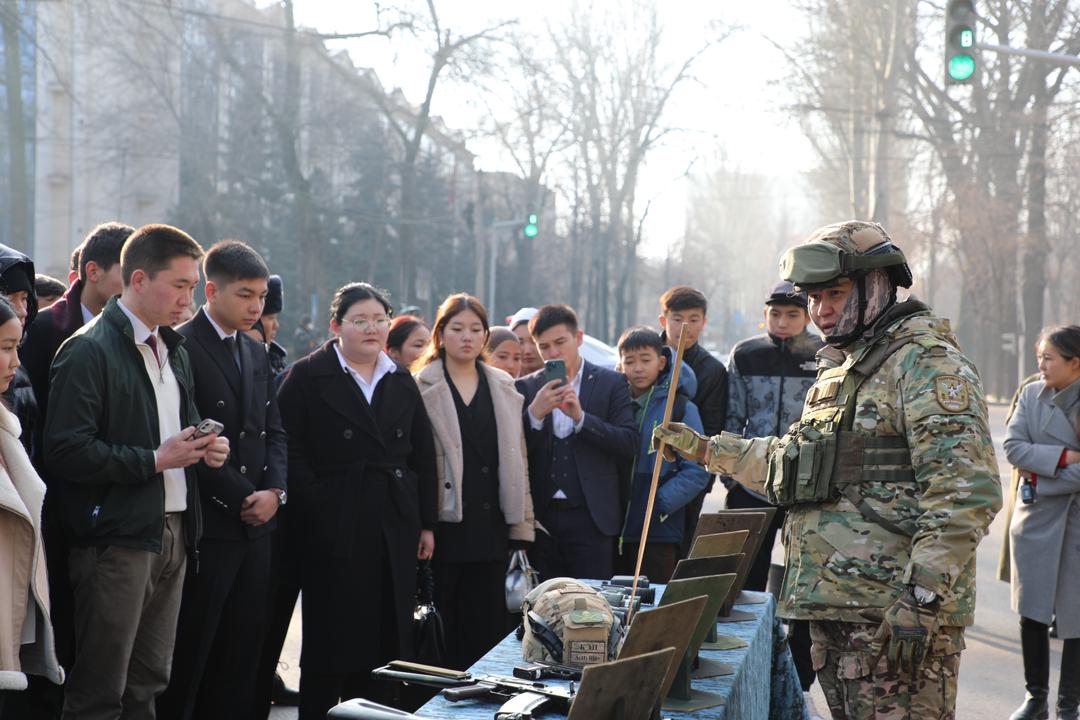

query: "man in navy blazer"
left=516, top=304, right=637, bottom=581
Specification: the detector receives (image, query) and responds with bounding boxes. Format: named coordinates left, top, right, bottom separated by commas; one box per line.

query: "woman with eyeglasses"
left=277, top=283, right=437, bottom=719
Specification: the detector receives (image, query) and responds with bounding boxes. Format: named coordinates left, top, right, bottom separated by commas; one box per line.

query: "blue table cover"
left=418, top=589, right=809, bottom=720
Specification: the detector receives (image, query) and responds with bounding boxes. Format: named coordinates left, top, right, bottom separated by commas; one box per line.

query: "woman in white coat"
left=414, top=294, right=535, bottom=671
left=1004, top=325, right=1080, bottom=720
left=0, top=295, right=62, bottom=715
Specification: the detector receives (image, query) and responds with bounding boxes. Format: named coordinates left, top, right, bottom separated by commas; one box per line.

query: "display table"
left=418, top=589, right=809, bottom=720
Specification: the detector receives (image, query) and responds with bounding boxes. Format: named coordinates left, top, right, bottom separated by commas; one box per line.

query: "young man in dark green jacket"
left=45, top=224, right=230, bottom=720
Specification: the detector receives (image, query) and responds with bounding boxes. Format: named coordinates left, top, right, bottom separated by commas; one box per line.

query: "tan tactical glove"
left=859, top=586, right=940, bottom=676
left=651, top=422, right=707, bottom=464
left=705, top=432, right=754, bottom=475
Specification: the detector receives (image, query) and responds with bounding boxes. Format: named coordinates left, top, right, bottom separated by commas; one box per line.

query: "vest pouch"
left=792, top=423, right=839, bottom=503
left=562, top=601, right=610, bottom=667
left=766, top=435, right=800, bottom=506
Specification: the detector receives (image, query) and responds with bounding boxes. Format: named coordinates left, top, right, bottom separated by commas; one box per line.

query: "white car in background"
left=506, top=307, right=619, bottom=370
left=581, top=334, right=618, bottom=370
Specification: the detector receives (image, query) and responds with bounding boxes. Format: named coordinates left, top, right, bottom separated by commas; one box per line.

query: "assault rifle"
left=371, top=660, right=574, bottom=719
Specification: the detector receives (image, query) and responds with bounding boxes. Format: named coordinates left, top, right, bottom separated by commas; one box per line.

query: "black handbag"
left=412, top=560, right=447, bottom=665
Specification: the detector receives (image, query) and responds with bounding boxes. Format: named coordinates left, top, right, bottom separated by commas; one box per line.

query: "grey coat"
left=1003, top=379, right=1080, bottom=638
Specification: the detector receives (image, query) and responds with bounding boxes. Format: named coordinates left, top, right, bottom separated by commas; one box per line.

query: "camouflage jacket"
left=706, top=301, right=1001, bottom=626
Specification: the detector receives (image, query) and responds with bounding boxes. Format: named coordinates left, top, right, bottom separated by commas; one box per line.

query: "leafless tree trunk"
left=2, top=1, right=30, bottom=250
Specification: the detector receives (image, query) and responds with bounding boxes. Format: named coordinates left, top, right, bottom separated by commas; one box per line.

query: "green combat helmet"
left=778, top=220, right=913, bottom=345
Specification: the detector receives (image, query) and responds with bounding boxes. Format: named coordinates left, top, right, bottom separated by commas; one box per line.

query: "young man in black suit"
left=157, top=240, right=287, bottom=720
left=516, top=304, right=637, bottom=581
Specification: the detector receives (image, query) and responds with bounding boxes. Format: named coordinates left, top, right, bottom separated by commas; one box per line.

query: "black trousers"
left=254, top=509, right=302, bottom=719
left=297, top=569, right=400, bottom=720
left=433, top=559, right=508, bottom=670
left=680, top=475, right=716, bottom=559
left=157, top=534, right=271, bottom=720
left=724, top=484, right=785, bottom=592
left=532, top=502, right=614, bottom=581
left=614, top=542, right=678, bottom=584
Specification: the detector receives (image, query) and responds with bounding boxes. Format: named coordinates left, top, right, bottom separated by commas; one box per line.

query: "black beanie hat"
left=263, top=275, right=283, bottom=316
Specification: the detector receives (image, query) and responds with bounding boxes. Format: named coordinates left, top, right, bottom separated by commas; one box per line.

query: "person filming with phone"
left=516, top=304, right=637, bottom=581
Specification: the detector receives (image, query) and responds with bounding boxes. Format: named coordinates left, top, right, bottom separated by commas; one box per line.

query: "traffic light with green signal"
left=945, top=0, right=976, bottom=84
left=523, top=213, right=539, bottom=238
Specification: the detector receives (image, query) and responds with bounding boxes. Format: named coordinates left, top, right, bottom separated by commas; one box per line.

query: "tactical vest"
left=764, top=334, right=924, bottom=536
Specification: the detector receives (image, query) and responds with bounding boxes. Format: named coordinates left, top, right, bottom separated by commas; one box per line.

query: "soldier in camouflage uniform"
left=655, top=221, right=1001, bottom=719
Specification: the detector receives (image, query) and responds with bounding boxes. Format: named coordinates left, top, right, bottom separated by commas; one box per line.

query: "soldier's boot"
left=1011, top=617, right=1050, bottom=720
left=1057, top=638, right=1080, bottom=720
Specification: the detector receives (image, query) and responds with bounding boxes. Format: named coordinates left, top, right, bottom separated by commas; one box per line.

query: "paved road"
left=271, top=402, right=1033, bottom=719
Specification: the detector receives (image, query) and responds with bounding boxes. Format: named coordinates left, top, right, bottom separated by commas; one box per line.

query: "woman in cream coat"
left=414, top=294, right=535, bottom=671
left=0, top=295, right=62, bottom=714
left=1004, top=325, right=1080, bottom=720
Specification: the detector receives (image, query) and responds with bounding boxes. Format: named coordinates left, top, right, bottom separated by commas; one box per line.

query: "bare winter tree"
left=904, top=0, right=1080, bottom=392
left=478, top=34, right=573, bottom=311
left=548, top=0, right=722, bottom=340
left=782, top=0, right=917, bottom=224
left=355, top=0, right=512, bottom=306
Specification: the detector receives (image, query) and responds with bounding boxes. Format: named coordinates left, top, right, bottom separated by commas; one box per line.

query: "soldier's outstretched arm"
left=704, top=432, right=777, bottom=495
left=652, top=425, right=779, bottom=495
left=901, top=348, right=1002, bottom=598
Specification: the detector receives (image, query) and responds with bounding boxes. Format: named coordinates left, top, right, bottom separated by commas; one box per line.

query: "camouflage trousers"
left=809, top=621, right=965, bottom=720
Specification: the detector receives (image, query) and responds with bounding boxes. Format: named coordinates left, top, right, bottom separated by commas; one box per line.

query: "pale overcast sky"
left=279, top=0, right=814, bottom=257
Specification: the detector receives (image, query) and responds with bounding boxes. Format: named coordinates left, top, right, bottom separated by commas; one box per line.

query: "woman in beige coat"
left=414, top=294, right=535, bottom=670
left=0, top=295, right=62, bottom=713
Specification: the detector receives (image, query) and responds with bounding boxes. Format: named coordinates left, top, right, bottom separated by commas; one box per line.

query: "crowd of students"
left=0, top=221, right=826, bottom=719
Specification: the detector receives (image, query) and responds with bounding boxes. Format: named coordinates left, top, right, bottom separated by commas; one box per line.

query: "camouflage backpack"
left=520, top=578, right=621, bottom=668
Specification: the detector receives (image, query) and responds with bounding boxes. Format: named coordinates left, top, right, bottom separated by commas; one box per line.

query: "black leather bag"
left=412, top=560, right=446, bottom=665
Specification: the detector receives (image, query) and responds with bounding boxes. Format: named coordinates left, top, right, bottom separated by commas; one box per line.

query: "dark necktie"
left=223, top=335, right=241, bottom=372
left=145, top=334, right=160, bottom=365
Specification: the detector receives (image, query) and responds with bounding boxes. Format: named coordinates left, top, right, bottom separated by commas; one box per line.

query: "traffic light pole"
left=977, top=42, right=1080, bottom=67
left=487, top=219, right=522, bottom=316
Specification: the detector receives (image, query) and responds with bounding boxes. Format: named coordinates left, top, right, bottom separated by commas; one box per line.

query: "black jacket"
left=23, top=279, right=86, bottom=425
left=44, top=297, right=203, bottom=555
left=661, top=333, right=729, bottom=437
left=277, top=341, right=438, bottom=671
left=22, top=278, right=87, bottom=465
left=515, top=360, right=638, bottom=537
left=177, top=309, right=287, bottom=541
left=0, top=243, right=38, bottom=455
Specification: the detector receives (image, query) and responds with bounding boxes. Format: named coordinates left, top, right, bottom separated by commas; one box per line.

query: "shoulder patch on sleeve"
left=934, top=375, right=971, bottom=412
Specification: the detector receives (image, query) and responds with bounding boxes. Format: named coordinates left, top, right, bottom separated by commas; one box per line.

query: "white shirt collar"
left=116, top=298, right=157, bottom=345
left=202, top=307, right=236, bottom=341
left=332, top=342, right=398, bottom=402
left=80, top=303, right=94, bottom=325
